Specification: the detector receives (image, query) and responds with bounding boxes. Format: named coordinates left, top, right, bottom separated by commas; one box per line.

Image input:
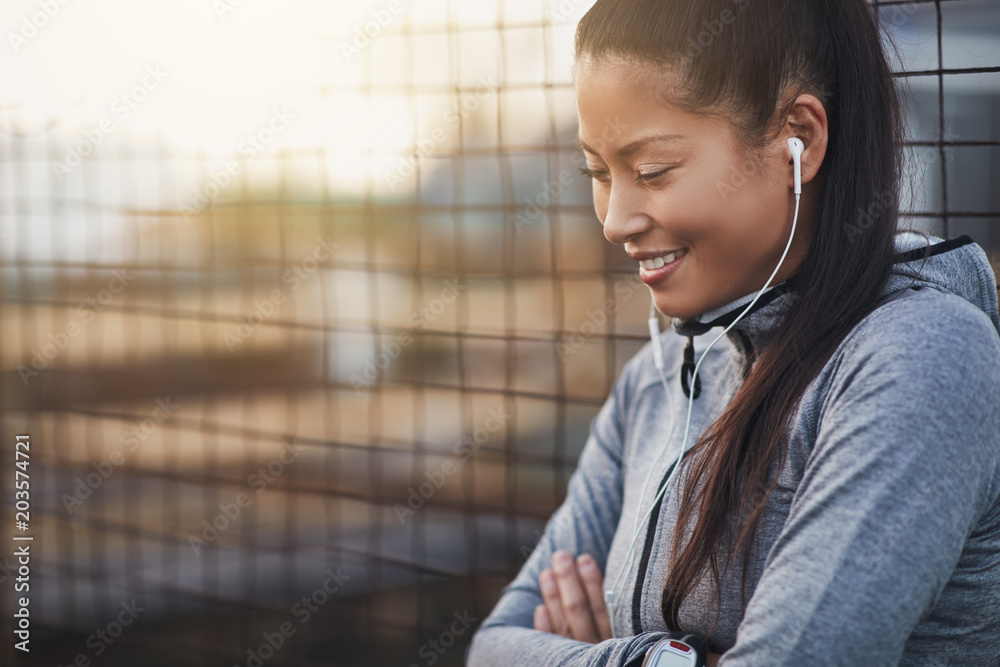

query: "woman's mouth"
left=638, top=248, right=688, bottom=285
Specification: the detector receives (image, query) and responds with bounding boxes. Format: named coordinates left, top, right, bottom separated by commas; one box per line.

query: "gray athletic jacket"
left=466, top=232, right=1000, bottom=666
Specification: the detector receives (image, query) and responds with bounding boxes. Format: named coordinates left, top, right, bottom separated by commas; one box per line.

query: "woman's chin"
left=656, top=302, right=704, bottom=320
left=651, top=294, right=702, bottom=322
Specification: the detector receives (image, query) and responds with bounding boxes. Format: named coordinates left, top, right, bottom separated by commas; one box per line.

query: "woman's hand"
left=533, top=550, right=724, bottom=665
left=533, top=549, right=614, bottom=644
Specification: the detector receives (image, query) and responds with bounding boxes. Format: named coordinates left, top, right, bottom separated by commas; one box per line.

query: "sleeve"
left=465, top=349, right=672, bottom=666
left=718, top=298, right=1000, bottom=666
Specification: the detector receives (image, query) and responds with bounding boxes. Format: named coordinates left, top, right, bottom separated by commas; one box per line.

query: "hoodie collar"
left=669, top=233, right=1000, bottom=398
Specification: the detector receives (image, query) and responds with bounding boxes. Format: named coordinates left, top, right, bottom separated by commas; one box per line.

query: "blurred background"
left=0, top=0, right=997, bottom=665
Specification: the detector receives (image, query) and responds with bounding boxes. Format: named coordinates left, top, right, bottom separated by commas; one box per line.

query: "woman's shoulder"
left=838, top=285, right=1000, bottom=366
left=810, top=286, right=1000, bottom=436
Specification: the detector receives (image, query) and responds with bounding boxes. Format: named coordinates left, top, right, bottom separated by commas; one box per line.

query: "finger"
left=577, top=554, right=613, bottom=640
left=533, top=604, right=552, bottom=633
left=539, top=568, right=569, bottom=637
left=551, top=550, right=600, bottom=643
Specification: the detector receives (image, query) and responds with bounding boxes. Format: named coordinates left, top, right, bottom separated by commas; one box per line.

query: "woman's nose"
left=601, top=183, right=649, bottom=245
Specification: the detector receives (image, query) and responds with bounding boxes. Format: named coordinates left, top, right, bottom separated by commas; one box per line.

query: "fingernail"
left=578, top=555, right=595, bottom=570
left=554, top=551, right=572, bottom=572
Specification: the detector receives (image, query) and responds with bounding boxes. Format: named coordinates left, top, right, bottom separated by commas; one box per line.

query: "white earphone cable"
left=603, top=160, right=802, bottom=636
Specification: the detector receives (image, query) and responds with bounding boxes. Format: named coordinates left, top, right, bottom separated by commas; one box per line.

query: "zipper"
left=630, top=448, right=697, bottom=634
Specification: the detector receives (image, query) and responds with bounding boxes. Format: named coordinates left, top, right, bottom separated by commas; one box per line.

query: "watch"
left=640, top=632, right=707, bottom=667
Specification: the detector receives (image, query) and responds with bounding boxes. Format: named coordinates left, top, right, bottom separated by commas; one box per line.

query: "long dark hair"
left=575, top=0, right=906, bottom=631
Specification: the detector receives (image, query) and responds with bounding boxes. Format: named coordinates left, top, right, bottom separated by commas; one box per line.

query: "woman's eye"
left=634, top=168, right=672, bottom=183
left=579, top=167, right=610, bottom=182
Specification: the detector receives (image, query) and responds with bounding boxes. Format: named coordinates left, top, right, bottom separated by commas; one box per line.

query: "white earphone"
left=604, top=137, right=804, bottom=635
left=789, top=137, right=804, bottom=195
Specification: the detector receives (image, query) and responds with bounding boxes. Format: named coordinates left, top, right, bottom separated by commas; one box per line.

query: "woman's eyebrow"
left=578, top=133, right=685, bottom=158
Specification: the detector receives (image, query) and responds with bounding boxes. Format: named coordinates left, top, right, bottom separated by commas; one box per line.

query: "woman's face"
left=575, top=58, right=812, bottom=320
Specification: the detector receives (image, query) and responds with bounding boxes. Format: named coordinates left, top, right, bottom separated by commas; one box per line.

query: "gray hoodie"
left=466, top=232, right=1000, bottom=666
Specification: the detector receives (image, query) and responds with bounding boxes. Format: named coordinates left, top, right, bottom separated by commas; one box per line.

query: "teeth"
left=640, top=249, right=686, bottom=270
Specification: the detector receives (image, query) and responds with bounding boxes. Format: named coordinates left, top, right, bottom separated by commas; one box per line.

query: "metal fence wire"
left=1, top=0, right=998, bottom=665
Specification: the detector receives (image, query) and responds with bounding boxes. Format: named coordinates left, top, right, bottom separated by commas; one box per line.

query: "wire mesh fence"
left=1, top=0, right=998, bottom=665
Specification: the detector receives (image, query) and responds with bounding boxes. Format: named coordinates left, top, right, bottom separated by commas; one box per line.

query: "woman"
left=466, top=0, right=1000, bottom=665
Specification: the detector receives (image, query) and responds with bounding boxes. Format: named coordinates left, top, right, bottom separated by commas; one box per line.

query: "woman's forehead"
left=576, top=81, right=719, bottom=154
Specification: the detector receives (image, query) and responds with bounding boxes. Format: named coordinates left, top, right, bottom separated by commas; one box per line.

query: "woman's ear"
left=785, top=94, right=829, bottom=190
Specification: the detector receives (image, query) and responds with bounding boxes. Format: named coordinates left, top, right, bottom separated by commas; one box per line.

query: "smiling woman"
left=466, top=0, right=1000, bottom=665
left=575, top=58, right=822, bottom=319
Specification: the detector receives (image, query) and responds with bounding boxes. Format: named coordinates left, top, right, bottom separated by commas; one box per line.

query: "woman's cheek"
left=665, top=205, right=717, bottom=246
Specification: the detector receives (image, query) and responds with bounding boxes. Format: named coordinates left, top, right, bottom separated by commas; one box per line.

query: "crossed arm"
left=534, top=549, right=722, bottom=666
left=473, top=300, right=1000, bottom=665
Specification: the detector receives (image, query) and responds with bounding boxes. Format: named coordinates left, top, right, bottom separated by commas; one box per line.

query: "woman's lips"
left=639, top=250, right=687, bottom=286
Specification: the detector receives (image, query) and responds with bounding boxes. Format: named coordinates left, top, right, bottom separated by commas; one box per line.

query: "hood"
left=670, top=232, right=1000, bottom=398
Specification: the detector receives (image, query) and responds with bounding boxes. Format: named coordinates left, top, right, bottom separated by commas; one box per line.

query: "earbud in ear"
left=787, top=137, right=804, bottom=196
